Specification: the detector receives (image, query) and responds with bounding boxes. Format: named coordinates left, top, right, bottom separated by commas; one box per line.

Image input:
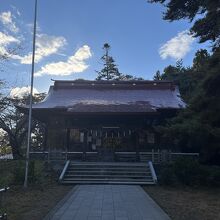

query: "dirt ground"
left=144, top=186, right=220, bottom=220
left=2, top=184, right=220, bottom=220
left=1, top=183, right=72, bottom=220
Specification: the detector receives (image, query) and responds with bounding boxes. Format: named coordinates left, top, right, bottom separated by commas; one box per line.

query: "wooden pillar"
left=82, top=130, right=86, bottom=161
left=84, top=130, right=88, bottom=152
left=152, top=149, right=155, bottom=163
left=66, top=128, right=70, bottom=160
left=135, top=130, right=140, bottom=162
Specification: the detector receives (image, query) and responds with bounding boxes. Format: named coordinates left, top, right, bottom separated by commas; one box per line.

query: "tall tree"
left=96, top=43, right=122, bottom=80
left=149, top=0, right=220, bottom=164
left=148, top=0, right=220, bottom=49
left=96, top=43, right=142, bottom=81
left=0, top=91, right=46, bottom=159
left=192, top=49, right=210, bottom=71
left=153, top=48, right=220, bottom=164
left=153, top=60, right=195, bottom=101
left=153, top=70, right=162, bottom=80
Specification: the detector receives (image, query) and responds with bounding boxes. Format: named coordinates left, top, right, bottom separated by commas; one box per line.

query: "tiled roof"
left=29, top=80, right=186, bottom=113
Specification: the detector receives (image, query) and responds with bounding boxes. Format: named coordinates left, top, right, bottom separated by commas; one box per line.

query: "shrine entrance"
left=67, top=126, right=138, bottom=161
left=98, top=127, right=121, bottom=161
left=84, top=127, right=136, bottom=161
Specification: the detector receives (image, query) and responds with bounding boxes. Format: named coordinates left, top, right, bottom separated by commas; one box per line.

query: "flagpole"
left=24, top=0, right=38, bottom=188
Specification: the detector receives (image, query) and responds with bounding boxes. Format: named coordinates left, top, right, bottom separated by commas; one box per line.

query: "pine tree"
left=96, top=43, right=122, bottom=80
left=153, top=70, right=162, bottom=80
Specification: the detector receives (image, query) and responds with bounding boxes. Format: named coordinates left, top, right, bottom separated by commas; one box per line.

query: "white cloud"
left=0, top=11, right=19, bottom=33
left=159, top=30, right=195, bottom=60
left=0, top=32, right=19, bottom=45
left=35, top=45, right=92, bottom=77
left=0, top=10, right=90, bottom=77
left=0, top=31, right=20, bottom=56
left=14, top=34, right=67, bottom=64
left=10, top=86, right=39, bottom=99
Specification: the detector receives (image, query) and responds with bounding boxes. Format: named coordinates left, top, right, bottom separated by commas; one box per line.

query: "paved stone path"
left=46, top=185, right=171, bottom=220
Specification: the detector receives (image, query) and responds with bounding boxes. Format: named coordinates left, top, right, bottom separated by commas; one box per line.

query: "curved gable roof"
left=30, top=80, right=186, bottom=113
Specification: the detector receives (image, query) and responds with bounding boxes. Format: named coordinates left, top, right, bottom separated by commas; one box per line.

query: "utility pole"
left=24, top=0, right=38, bottom=188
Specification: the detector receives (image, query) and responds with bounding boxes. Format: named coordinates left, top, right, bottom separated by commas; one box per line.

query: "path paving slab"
left=44, top=185, right=171, bottom=220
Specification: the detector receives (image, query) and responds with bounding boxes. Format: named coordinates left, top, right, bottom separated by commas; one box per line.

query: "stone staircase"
left=60, top=162, right=156, bottom=185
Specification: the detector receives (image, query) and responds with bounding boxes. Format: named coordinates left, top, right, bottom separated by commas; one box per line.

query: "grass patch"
left=0, top=160, right=72, bottom=220
left=144, top=186, right=220, bottom=220
left=3, top=183, right=72, bottom=220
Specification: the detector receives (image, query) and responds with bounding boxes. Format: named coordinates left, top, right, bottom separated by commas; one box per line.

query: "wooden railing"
left=140, top=150, right=199, bottom=164
left=29, top=150, right=199, bottom=163
left=114, top=150, right=199, bottom=163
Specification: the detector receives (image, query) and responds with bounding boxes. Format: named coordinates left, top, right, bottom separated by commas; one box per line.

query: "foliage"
left=159, top=165, right=176, bottom=185
left=150, top=0, right=220, bottom=165
left=148, top=0, right=220, bottom=49
left=96, top=43, right=143, bottom=81
left=0, top=89, right=46, bottom=159
left=13, top=160, right=25, bottom=184
left=155, top=49, right=220, bottom=164
left=153, top=70, right=162, bottom=80
left=13, top=160, right=44, bottom=184
left=0, top=44, right=22, bottom=72
left=96, top=43, right=120, bottom=80
left=173, top=158, right=205, bottom=186
left=158, top=158, right=220, bottom=186
left=0, top=160, right=45, bottom=187
left=154, top=57, right=208, bottom=102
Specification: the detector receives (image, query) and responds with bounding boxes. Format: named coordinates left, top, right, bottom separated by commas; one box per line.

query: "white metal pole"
left=24, top=0, right=38, bottom=188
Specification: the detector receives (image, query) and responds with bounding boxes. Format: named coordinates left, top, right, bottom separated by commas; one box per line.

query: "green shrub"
left=13, top=160, right=25, bottom=185
left=0, top=160, right=46, bottom=186
left=173, top=158, right=203, bottom=186
left=206, top=166, right=220, bottom=186
left=159, top=165, right=176, bottom=185
left=0, top=173, right=14, bottom=187
left=29, top=160, right=44, bottom=184
left=158, top=158, right=220, bottom=186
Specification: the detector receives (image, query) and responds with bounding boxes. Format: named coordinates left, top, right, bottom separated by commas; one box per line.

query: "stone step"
left=66, top=170, right=151, bottom=175
left=63, top=178, right=154, bottom=182
left=68, top=166, right=150, bottom=169
left=64, top=175, right=153, bottom=179
left=67, top=168, right=150, bottom=173
left=60, top=161, right=155, bottom=185
left=69, top=162, right=148, bottom=167
left=61, top=180, right=155, bottom=185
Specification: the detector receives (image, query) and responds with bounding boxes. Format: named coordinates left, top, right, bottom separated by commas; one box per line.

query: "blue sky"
left=0, top=0, right=209, bottom=96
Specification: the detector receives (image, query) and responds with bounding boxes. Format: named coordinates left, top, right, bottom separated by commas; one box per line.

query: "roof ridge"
left=52, top=79, right=174, bottom=84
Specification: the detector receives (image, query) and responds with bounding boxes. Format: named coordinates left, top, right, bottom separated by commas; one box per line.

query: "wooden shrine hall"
left=20, top=80, right=186, bottom=162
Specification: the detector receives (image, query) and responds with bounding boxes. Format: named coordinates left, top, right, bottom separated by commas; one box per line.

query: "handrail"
left=115, top=152, right=136, bottom=154
left=148, top=161, right=157, bottom=183
left=171, top=152, right=199, bottom=156
left=59, top=160, right=70, bottom=182
left=85, top=152, right=98, bottom=154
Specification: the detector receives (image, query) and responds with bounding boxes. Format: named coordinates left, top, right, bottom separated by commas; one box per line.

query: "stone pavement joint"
left=44, top=185, right=171, bottom=220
